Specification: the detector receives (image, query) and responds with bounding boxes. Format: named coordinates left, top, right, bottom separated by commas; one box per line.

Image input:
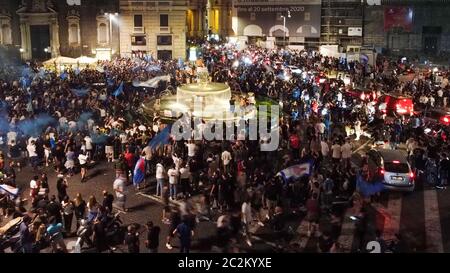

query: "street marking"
left=337, top=209, right=356, bottom=252
left=373, top=192, right=402, bottom=241
left=424, top=190, right=444, bottom=253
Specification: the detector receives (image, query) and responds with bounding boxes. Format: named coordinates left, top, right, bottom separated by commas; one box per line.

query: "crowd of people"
left=0, top=41, right=449, bottom=253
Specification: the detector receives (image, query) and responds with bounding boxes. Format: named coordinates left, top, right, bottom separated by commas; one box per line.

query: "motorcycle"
left=73, top=212, right=124, bottom=253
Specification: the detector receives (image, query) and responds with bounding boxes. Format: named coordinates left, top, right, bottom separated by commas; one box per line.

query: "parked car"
left=367, top=149, right=415, bottom=192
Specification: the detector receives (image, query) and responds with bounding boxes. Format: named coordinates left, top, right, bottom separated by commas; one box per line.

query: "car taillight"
left=380, top=168, right=385, bottom=175
left=409, top=172, right=415, bottom=179
left=443, top=116, right=450, bottom=123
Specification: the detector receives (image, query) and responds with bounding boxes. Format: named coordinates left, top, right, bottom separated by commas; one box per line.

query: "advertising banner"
left=384, top=7, right=414, bottom=32
left=234, top=0, right=321, bottom=38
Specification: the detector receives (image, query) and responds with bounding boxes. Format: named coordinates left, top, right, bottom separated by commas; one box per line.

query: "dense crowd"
left=0, top=42, right=449, bottom=253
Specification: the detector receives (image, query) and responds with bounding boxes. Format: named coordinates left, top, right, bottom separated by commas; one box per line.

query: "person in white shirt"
left=320, top=140, right=329, bottom=158
left=341, top=139, right=353, bottom=169
left=29, top=175, right=40, bottom=203
left=241, top=199, right=253, bottom=247
left=78, top=151, right=88, bottom=182
left=113, top=174, right=128, bottom=212
left=27, top=140, right=38, bottom=170
left=331, top=142, right=341, bottom=166
left=155, top=161, right=166, bottom=197
left=167, top=165, right=179, bottom=200
left=7, top=130, right=17, bottom=146
left=179, top=163, right=192, bottom=198
left=354, top=119, right=362, bottom=141
left=221, top=150, right=232, bottom=173
left=84, top=135, right=93, bottom=160
left=315, top=121, right=326, bottom=140
left=172, top=153, right=181, bottom=170
left=185, top=140, right=197, bottom=159
left=119, top=132, right=128, bottom=153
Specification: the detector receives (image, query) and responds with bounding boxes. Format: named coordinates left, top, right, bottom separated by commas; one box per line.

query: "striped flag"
left=133, top=157, right=146, bottom=186
left=0, top=184, right=19, bottom=199
left=278, top=161, right=312, bottom=182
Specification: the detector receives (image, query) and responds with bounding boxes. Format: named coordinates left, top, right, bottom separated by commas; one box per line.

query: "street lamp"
left=280, top=11, right=291, bottom=47
left=105, top=12, right=118, bottom=58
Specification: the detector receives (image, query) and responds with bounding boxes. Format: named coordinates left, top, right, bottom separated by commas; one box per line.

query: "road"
left=2, top=141, right=450, bottom=253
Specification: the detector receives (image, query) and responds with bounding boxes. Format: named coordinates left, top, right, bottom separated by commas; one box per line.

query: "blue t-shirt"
left=176, top=222, right=192, bottom=244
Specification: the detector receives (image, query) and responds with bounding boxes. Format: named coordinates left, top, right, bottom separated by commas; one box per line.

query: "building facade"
left=119, top=0, right=189, bottom=60
left=232, top=0, right=322, bottom=48
left=320, top=0, right=364, bottom=49
left=364, top=0, right=450, bottom=56
left=0, top=0, right=119, bottom=61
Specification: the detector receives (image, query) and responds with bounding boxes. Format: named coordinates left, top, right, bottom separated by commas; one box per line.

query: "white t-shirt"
left=7, top=131, right=17, bottom=146
left=119, top=133, right=128, bottom=144
left=27, top=144, right=37, bottom=157
left=155, top=163, right=165, bottom=179
left=167, top=168, right=179, bottom=185
left=30, top=179, right=38, bottom=190
left=113, top=177, right=126, bottom=198
left=341, top=143, right=352, bottom=159
left=186, top=143, right=197, bottom=157
left=84, top=136, right=93, bottom=150
left=78, top=154, right=88, bottom=165
left=221, top=151, right=232, bottom=166
left=179, top=167, right=191, bottom=180
left=331, top=144, right=341, bottom=159
left=241, top=202, right=252, bottom=224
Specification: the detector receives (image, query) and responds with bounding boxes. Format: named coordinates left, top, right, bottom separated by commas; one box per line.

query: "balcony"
left=159, top=26, right=171, bottom=33
left=133, top=26, right=145, bottom=33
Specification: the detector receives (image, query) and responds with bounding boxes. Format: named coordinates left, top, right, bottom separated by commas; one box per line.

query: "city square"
left=0, top=0, right=450, bottom=256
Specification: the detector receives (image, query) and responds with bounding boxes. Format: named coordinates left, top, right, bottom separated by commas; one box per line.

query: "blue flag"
left=71, top=88, right=90, bottom=97
left=148, top=124, right=172, bottom=150
left=356, top=173, right=385, bottom=197
left=60, top=72, right=68, bottom=80
left=113, top=82, right=124, bottom=97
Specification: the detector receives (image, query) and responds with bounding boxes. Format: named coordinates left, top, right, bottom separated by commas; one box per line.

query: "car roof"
left=430, top=108, right=450, bottom=115
left=374, top=149, right=408, bottom=163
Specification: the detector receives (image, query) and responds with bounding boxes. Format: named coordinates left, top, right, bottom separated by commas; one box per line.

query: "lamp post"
left=280, top=11, right=291, bottom=47
left=105, top=12, right=118, bottom=57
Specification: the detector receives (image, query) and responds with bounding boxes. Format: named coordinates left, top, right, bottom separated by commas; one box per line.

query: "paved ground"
left=2, top=136, right=450, bottom=253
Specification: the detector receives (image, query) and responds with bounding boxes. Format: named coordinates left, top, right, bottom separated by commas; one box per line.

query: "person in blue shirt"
left=47, top=217, right=68, bottom=253
left=173, top=216, right=194, bottom=253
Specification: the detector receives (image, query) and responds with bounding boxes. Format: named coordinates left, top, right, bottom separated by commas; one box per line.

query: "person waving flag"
left=133, top=157, right=146, bottom=189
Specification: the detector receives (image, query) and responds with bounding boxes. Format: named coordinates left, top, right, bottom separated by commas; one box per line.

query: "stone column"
left=50, top=16, right=60, bottom=57
left=19, top=18, right=31, bottom=60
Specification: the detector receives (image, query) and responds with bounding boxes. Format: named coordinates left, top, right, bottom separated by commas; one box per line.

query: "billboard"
left=384, top=7, right=414, bottom=32
left=234, top=0, right=321, bottom=38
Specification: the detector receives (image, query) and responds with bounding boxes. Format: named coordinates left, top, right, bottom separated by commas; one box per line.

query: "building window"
left=131, top=35, right=146, bottom=46
left=134, top=14, right=143, bottom=27
left=68, top=23, right=80, bottom=45
left=160, top=14, right=168, bottom=27
left=1, top=24, right=12, bottom=45
left=304, top=12, right=310, bottom=21
left=157, top=35, right=172, bottom=45
left=98, top=22, right=108, bottom=44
